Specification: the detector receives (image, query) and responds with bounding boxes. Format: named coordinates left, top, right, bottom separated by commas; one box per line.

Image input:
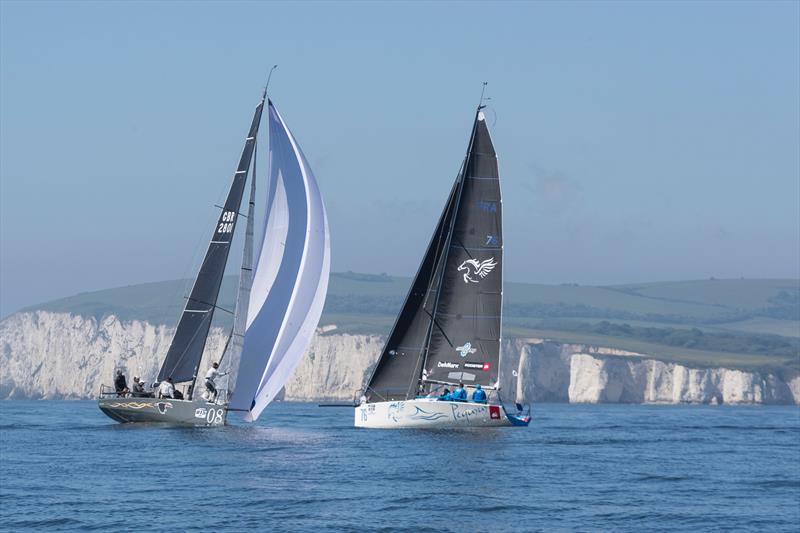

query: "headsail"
left=364, top=180, right=460, bottom=401
left=158, top=96, right=265, bottom=384
left=364, top=108, right=501, bottom=399
left=229, top=101, right=330, bottom=421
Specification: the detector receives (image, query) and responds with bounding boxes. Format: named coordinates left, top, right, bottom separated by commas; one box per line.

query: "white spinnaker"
left=229, top=101, right=330, bottom=421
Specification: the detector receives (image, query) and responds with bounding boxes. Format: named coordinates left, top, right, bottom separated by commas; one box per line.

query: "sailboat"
left=98, top=81, right=330, bottom=426
left=355, top=100, right=530, bottom=429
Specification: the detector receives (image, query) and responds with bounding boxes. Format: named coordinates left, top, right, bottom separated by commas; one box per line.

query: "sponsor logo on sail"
left=455, top=342, right=477, bottom=358
left=438, top=361, right=459, bottom=369
left=464, top=362, right=491, bottom=371
left=458, top=257, right=497, bottom=283
left=477, top=201, right=497, bottom=213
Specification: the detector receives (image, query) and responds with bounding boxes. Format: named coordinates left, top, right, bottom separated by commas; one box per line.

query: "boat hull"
left=355, top=399, right=527, bottom=429
left=97, top=397, right=228, bottom=427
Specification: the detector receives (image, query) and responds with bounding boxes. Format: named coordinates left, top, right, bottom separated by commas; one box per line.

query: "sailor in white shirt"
left=158, top=377, right=175, bottom=399
left=204, top=362, right=226, bottom=402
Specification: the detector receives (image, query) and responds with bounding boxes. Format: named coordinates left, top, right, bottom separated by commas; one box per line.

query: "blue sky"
left=1, top=0, right=798, bottom=317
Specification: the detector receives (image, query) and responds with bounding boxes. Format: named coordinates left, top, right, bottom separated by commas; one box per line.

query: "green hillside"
left=17, top=273, right=800, bottom=371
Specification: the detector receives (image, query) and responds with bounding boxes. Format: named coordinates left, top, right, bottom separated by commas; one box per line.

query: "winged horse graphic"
left=457, top=257, right=497, bottom=283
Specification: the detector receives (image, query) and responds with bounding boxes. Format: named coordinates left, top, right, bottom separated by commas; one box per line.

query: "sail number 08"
left=217, top=211, right=235, bottom=234
left=206, top=408, right=224, bottom=424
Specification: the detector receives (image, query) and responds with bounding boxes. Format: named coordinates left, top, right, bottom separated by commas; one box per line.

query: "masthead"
left=263, top=65, right=278, bottom=100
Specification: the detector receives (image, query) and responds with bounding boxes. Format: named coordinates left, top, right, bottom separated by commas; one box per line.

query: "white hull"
left=354, top=398, right=520, bottom=429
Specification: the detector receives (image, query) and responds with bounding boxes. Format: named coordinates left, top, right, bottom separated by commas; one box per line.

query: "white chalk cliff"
left=1, top=311, right=798, bottom=404
left=508, top=340, right=800, bottom=405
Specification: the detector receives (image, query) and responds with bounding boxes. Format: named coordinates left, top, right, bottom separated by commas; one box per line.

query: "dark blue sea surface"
left=1, top=401, right=798, bottom=532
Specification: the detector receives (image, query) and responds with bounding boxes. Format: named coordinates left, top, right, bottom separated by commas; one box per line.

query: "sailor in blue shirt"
left=452, top=382, right=467, bottom=401
left=471, top=383, right=487, bottom=403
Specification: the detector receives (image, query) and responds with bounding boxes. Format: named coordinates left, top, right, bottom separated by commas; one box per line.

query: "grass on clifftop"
left=15, top=273, right=800, bottom=372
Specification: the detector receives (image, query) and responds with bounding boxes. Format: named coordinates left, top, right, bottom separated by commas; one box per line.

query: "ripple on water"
left=0, top=401, right=798, bottom=532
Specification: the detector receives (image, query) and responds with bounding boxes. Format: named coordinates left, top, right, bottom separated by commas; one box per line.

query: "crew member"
left=438, top=387, right=452, bottom=401
left=452, top=382, right=467, bottom=402
left=130, top=376, right=145, bottom=397
left=114, top=370, right=129, bottom=397
left=471, top=383, right=487, bottom=403
left=204, top=362, right=226, bottom=402
left=158, top=377, right=175, bottom=399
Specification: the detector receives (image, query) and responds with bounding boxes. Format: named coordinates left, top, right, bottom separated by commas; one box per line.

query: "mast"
left=366, top=101, right=502, bottom=400
left=417, top=109, right=481, bottom=390
left=219, top=137, right=258, bottom=395
left=157, top=93, right=266, bottom=391
left=223, top=68, right=275, bottom=393
left=421, top=104, right=502, bottom=390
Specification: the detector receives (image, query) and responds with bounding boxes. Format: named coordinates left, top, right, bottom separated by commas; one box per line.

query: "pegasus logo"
left=456, top=342, right=477, bottom=358
left=458, top=257, right=497, bottom=283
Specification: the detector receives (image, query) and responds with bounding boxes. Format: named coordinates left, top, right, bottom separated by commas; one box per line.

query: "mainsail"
left=229, top=101, right=330, bottom=421
left=158, top=96, right=265, bottom=385
left=365, top=109, right=501, bottom=400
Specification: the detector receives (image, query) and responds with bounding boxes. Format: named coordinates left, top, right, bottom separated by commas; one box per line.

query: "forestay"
left=229, top=101, right=330, bottom=421
left=363, top=181, right=459, bottom=401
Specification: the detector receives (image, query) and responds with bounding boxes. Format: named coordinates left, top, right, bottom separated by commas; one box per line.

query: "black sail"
left=158, top=96, right=266, bottom=384
left=364, top=179, right=460, bottom=401
left=423, top=110, right=502, bottom=388
left=365, top=108, right=502, bottom=400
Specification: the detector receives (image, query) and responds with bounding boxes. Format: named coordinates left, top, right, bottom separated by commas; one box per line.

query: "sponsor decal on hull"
left=438, top=361, right=459, bottom=369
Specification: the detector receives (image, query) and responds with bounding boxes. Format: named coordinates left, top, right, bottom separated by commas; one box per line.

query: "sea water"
left=1, top=401, right=798, bottom=532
